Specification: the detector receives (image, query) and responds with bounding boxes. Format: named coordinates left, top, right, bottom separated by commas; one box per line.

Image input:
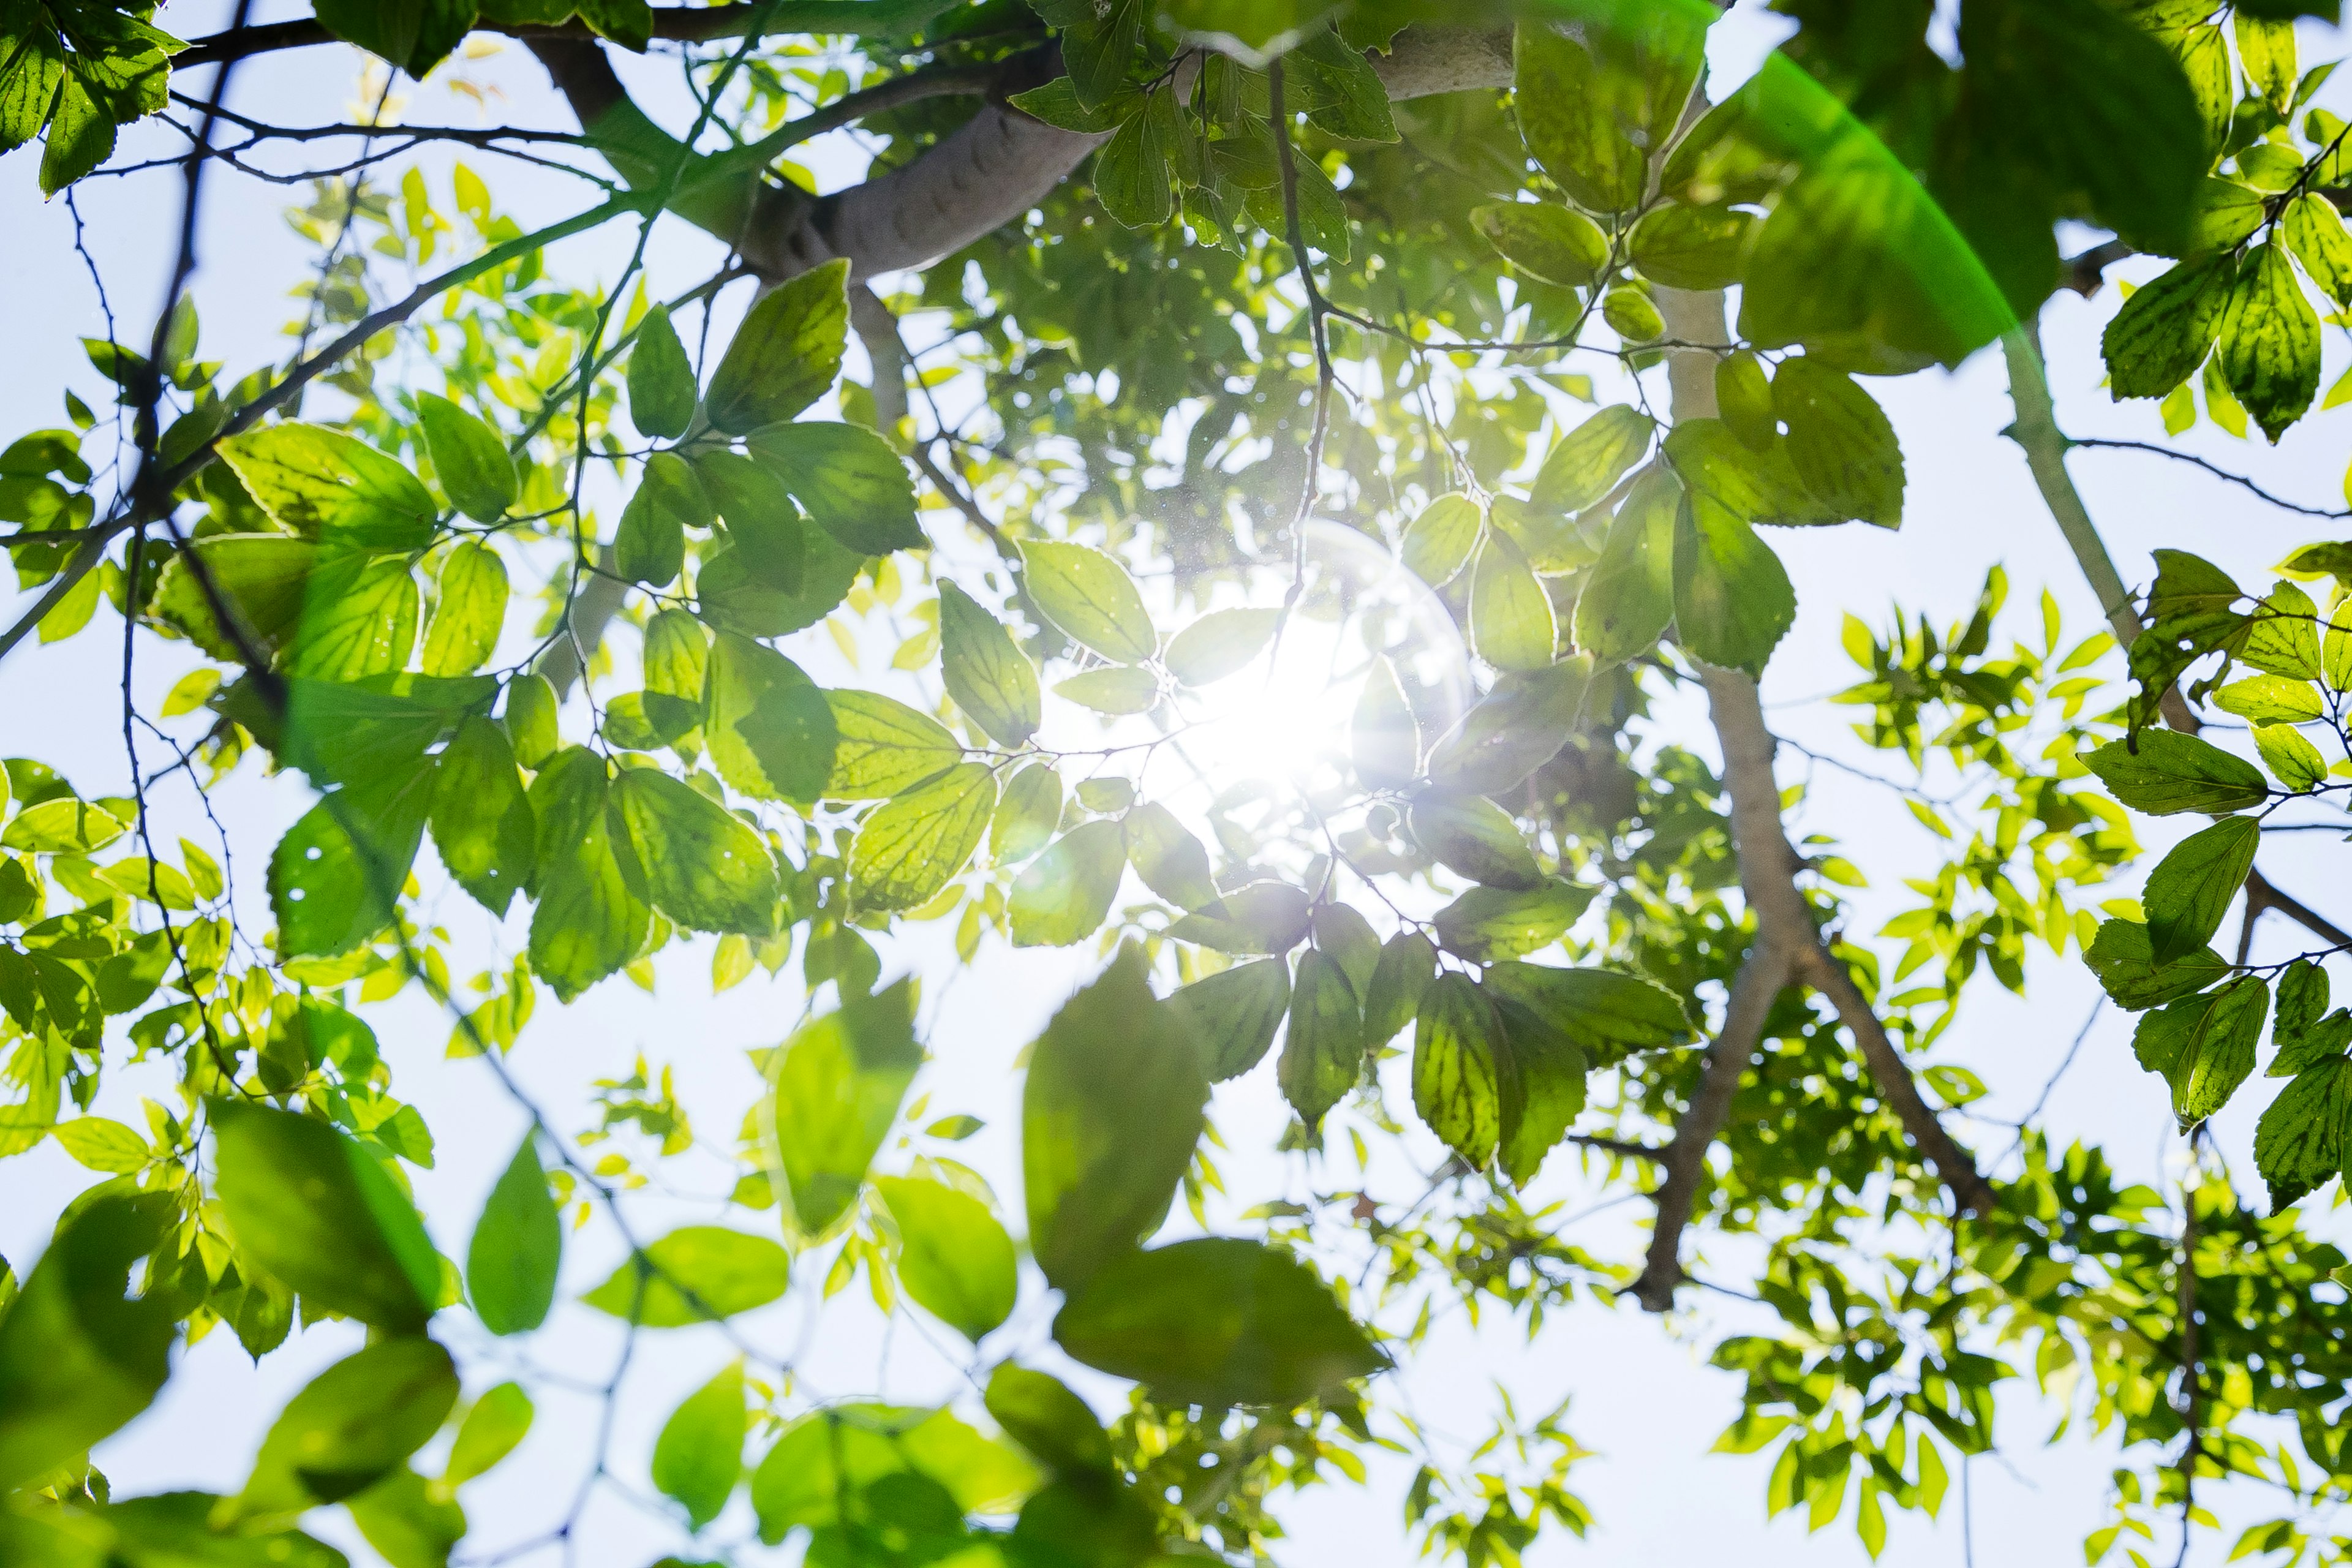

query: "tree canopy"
left=3, top=0, right=2352, bottom=1563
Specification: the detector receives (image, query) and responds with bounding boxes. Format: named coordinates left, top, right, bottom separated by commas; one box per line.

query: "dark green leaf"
left=468, top=1134, right=560, bottom=1336
left=2103, top=254, right=2236, bottom=399
left=769, top=980, right=921, bottom=1237
left=1023, top=947, right=1208, bottom=1292
left=268, top=774, right=432, bottom=959
left=233, top=1337, right=458, bottom=1520
left=1627, top=203, right=1754, bottom=291
left=1673, top=486, right=1796, bottom=676
left=2084, top=918, right=2231, bottom=1010
left=749, top=1404, right=1038, bottom=1542
left=1278, top=949, right=1363, bottom=1127
left=984, top=1365, right=1113, bottom=1476
left=1511, top=24, right=1654, bottom=213
left=1493, top=995, right=1588, bottom=1187
left=1771, top=358, right=1903, bottom=527
left=628, top=304, right=699, bottom=440
left=2087, top=731, right=2270, bottom=816
left=312, top=0, right=475, bottom=75
left=149, top=534, right=317, bottom=665
left=652, top=1360, right=747, bottom=1531
left=1052, top=1237, right=1384, bottom=1406
left=1009, top=820, right=1128, bottom=947
left=878, top=1177, right=1017, bottom=1341
left=1167, top=957, right=1292, bottom=1080
left=1574, top=464, right=1678, bottom=664
left=415, top=393, right=516, bottom=524
left=2133, top=975, right=2271, bottom=1125
left=704, top=260, right=851, bottom=435
left=581, top=1226, right=794, bottom=1326
left=2144, top=814, right=2261, bottom=965
left=2252, top=1058, right=2351, bottom=1210
left=527, top=748, right=650, bottom=1002
left=1094, top=84, right=1177, bottom=228
left=1363, top=931, right=1436, bottom=1047
left=697, top=450, right=804, bottom=595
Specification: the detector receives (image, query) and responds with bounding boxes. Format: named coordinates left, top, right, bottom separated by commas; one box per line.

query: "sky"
left=2, top=2, right=2351, bottom=1564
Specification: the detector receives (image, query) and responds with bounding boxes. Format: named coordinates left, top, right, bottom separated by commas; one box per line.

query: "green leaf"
left=708, top=636, right=834, bottom=802
left=445, top=1382, right=533, bottom=1487
left=0, top=1195, right=175, bottom=1492
left=1168, top=957, right=1292, bottom=1080
left=2103, top=257, right=2236, bottom=402
left=504, top=673, right=560, bottom=769
left=2134, top=975, right=2271, bottom=1126
left=616, top=451, right=709, bottom=589
left=211, top=1100, right=440, bottom=1333
left=628, top=304, right=700, bottom=440
left=1413, top=973, right=1505, bottom=1167
left=268, top=775, right=433, bottom=959
left=2084, top=919, right=2231, bottom=1011
left=1094, top=83, right=1177, bottom=228
left=697, top=450, right=804, bottom=595
left=1713, top=351, right=1777, bottom=450
left=1009, top=820, right=1128, bottom=948
left=1363, top=931, right=1436, bottom=1049
left=1410, top=793, right=1542, bottom=891
left=615, top=767, right=778, bottom=934
left=2253, top=723, right=2328, bottom=791
left=312, top=0, right=475, bottom=75
left=1401, top=494, right=1482, bottom=587
left=348, top=1464, right=468, bottom=1568
left=1771, top=358, right=1903, bottom=527
left=216, top=423, right=438, bottom=549
left=1123, top=802, right=1219, bottom=910
left=2283, top=194, right=2352, bottom=307
left=1574, top=464, right=1678, bottom=664
left=415, top=393, right=516, bottom=524
left=149, top=535, right=318, bottom=664
left=1054, top=665, right=1161, bottom=715
left=1493, top=995, right=1588, bottom=1187
left=581, top=1226, right=794, bottom=1326
left=1020, top=541, right=1155, bottom=663
left=2218, top=239, right=2321, bottom=442
left=1424, top=659, right=1590, bottom=796
left=1471, top=201, right=1609, bottom=288
left=2252, top=1058, right=2351, bottom=1210
left=750, top=1405, right=1038, bottom=1542
left=747, top=421, right=924, bottom=557
left=1006, top=77, right=1134, bottom=134
left=1, top=796, right=127, bottom=854
left=704, top=259, right=851, bottom=435
left=1278, top=949, right=1363, bottom=1128
left=984, top=1365, right=1114, bottom=1476
left=848, top=762, right=997, bottom=913
left=2144, top=815, right=2261, bottom=966
left=1469, top=528, right=1555, bottom=673
left=878, top=1177, right=1018, bottom=1341
left=1672, top=486, right=1796, bottom=676
left=1164, top=608, right=1279, bottom=686
left=1626, top=203, right=1754, bottom=291
left=1166, top=880, right=1313, bottom=954
left=2215, top=673, right=2324, bottom=725
left=1531, top=405, right=1655, bottom=516
left=652, top=1360, right=747, bottom=1531
left=1051, top=1237, right=1384, bottom=1406
left=527, top=748, right=650, bottom=1002
left=2087, top=731, right=2270, bottom=815
left=1351, top=654, right=1422, bottom=789
left=1156, top=0, right=1344, bottom=62
left=824, top=690, right=963, bottom=799
left=2241, top=581, right=2324, bottom=682
left=422, top=541, right=509, bottom=677
left=1511, top=24, right=1649, bottom=214
left=769, top=980, right=922, bottom=1236
left=990, top=763, right=1062, bottom=863
left=577, top=0, right=654, bottom=50
left=290, top=554, right=420, bottom=681
left=1664, top=418, right=1837, bottom=529
left=1481, top=961, right=1692, bottom=1065
left=1433, top=880, right=1595, bottom=962
left=233, top=1337, right=458, bottom=1521
left=431, top=717, right=535, bottom=917
left=467, top=1134, right=560, bottom=1337
left=1023, top=947, right=1208, bottom=1292
left=1312, top=903, right=1381, bottom=997
left=938, top=582, right=1040, bottom=745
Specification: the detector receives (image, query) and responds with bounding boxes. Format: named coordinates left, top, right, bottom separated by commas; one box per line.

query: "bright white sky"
left=4, top=2, right=2350, bottom=1564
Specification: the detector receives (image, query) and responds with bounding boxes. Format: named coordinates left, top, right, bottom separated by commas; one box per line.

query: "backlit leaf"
left=468, top=1134, right=560, bottom=1337
left=878, top=1177, right=1017, bottom=1341
left=704, top=260, right=850, bottom=434
left=769, top=980, right=922, bottom=1237
left=1020, top=541, right=1155, bottom=663
left=616, top=767, right=778, bottom=935
left=1009, top=820, right=1128, bottom=947
left=938, top=582, right=1040, bottom=746
left=581, top=1227, right=794, bottom=1326
left=415, top=393, right=516, bottom=524
left=1164, top=608, right=1279, bottom=686
left=628, top=304, right=699, bottom=440
left=848, top=763, right=996, bottom=913
left=1413, top=974, right=1505, bottom=1167
left=1278, top=949, right=1363, bottom=1127
left=1167, top=957, right=1291, bottom=1080
left=2143, top=814, right=2261, bottom=966
left=652, top=1360, right=747, bottom=1531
